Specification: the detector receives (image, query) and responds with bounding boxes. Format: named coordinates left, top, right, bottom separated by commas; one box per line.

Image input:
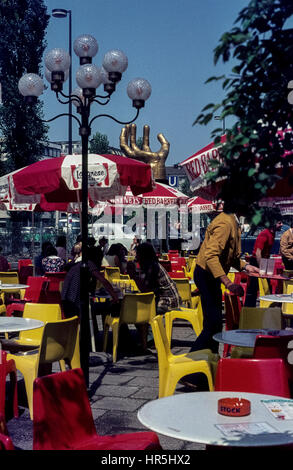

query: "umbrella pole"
left=32, top=212, right=35, bottom=276
left=80, top=122, right=91, bottom=388
left=76, top=189, right=82, bottom=230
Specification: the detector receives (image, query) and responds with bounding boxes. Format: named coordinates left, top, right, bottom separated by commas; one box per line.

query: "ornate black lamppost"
left=51, top=8, right=73, bottom=155
left=18, top=35, right=151, bottom=385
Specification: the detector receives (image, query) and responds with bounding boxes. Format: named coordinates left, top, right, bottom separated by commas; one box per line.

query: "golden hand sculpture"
left=120, top=124, right=170, bottom=181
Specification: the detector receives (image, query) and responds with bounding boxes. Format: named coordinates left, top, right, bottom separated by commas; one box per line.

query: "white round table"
left=0, top=317, right=44, bottom=333
left=0, top=283, right=29, bottom=292
left=213, top=329, right=293, bottom=348
left=214, top=329, right=270, bottom=348
left=138, top=392, right=293, bottom=447
left=259, top=294, right=293, bottom=304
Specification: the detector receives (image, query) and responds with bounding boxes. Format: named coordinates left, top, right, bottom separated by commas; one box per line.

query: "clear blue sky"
left=42, top=0, right=251, bottom=165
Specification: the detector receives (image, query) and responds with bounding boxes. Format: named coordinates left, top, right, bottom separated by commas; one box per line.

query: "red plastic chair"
left=18, top=259, right=32, bottom=271
left=253, top=334, right=293, bottom=382
left=234, top=271, right=249, bottom=305
left=0, top=351, right=18, bottom=419
left=215, top=357, right=291, bottom=397
left=169, top=271, right=186, bottom=278
left=43, top=272, right=66, bottom=304
left=18, top=264, right=33, bottom=285
left=6, top=276, right=48, bottom=317
left=0, top=433, right=14, bottom=450
left=33, top=368, right=161, bottom=450
left=223, top=293, right=242, bottom=357
left=0, top=413, right=14, bottom=450
left=168, top=253, right=179, bottom=260
left=170, top=257, right=186, bottom=272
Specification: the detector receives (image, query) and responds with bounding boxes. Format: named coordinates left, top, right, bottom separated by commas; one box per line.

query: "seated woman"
left=103, top=243, right=128, bottom=274
left=127, top=241, right=180, bottom=315
left=42, top=245, right=65, bottom=273
left=35, top=241, right=54, bottom=275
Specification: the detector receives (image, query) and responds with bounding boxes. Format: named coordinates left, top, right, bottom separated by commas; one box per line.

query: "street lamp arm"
left=89, top=108, right=140, bottom=127
left=93, top=93, right=111, bottom=100
left=56, top=95, right=73, bottom=106
left=43, top=112, right=82, bottom=127
left=91, top=97, right=111, bottom=106
left=58, top=91, right=83, bottom=106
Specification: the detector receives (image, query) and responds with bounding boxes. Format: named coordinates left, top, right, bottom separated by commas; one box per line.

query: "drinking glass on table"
left=259, top=258, right=268, bottom=276
left=266, top=259, right=275, bottom=276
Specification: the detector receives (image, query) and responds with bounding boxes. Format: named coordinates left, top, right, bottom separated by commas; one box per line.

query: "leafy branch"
left=193, top=0, right=293, bottom=215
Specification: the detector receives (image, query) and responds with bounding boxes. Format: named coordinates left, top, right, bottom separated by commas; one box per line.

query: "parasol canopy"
left=0, top=154, right=154, bottom=205
left=187, top=196, right=220, bottom=213
left=179, top=129, right=293, bottom=203
left=91, top=182, right=189, bottom=215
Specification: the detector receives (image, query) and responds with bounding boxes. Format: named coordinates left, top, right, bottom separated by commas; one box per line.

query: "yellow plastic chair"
left=165, top=298, right=203, bottom=346
left=120, top=274, right=130, bottom=280
left=281, top=280, right=293, bottom=324
left=150, top=315, right=218, bottom=398
left=0, top=272, right=19, bottom=284
left=183, top=258, right=196, bottom=279
left=103, top=292, right=156, bottom=362
left=4, top=303, right=62, bottom=347
left=0, top=292, right=6, bottom=316
left=187, top=255, right=196, bottom=268
left=174, top=278, right=192, bottom=308
left=231, top=306, right=282, bottom=358
left=112, top=278, right=139, bottom=292
left=104, top=267, right=120, bottom=282
left=0, top=272, right=20, bottom=295
left=7, top=316, right=79, bottom=419
left=239, top=306, right=282, bottom=330
left=258, top=277, right=273, bottom=308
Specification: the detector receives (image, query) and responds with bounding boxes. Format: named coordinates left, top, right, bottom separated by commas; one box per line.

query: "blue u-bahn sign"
left=168, top=175, right=178, bottom=187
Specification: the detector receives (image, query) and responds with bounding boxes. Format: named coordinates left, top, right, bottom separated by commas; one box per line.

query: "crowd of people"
left=1, top=209, right=291, bottom=361
left=59, top=234, right=181, bottom=320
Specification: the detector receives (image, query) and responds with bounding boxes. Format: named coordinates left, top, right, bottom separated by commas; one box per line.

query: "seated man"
left=62, top=242, right=119, bottom=319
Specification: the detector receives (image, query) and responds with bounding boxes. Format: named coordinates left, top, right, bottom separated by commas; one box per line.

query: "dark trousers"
left=190, top=265, right=223, bottom=353
left=244, top=256, right=259, bottom=307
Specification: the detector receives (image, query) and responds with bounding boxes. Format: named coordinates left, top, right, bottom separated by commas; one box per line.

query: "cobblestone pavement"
left=6, top=318, right=209, bottom=451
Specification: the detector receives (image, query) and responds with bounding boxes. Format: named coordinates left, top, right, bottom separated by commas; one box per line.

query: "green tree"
left=89, top=131, right=110, bottom=154
left=0, top=0, right=49, bottom=175
left=180, top=178, right=193, bottom=197
left=194, top=0, right=293, bottom=224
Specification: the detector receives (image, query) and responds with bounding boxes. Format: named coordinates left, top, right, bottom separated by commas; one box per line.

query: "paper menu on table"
left=262, top=399, right=293, bottom=420
left=215, top=422, right=277, bottom=437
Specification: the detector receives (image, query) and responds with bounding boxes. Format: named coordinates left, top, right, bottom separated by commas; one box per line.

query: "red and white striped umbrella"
left=187, top=196, right=221, bottom=213
left=92, top=182, right=189, bottom=214
left=0, top=153, right=154, bottom=205
left=0, top=174, right=81, bottom=213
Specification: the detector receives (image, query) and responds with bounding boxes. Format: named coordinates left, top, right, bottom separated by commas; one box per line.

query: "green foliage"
left=0, top=0, right=49, bottom=175
left=89, top=131, right=110, bottom=154
left=179, top=178, right=193, bottom=197
left=194, top=0, right=293, bottom=221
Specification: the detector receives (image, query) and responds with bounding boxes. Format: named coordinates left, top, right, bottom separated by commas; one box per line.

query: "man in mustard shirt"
left=190, top=199, right=259, bottom=354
